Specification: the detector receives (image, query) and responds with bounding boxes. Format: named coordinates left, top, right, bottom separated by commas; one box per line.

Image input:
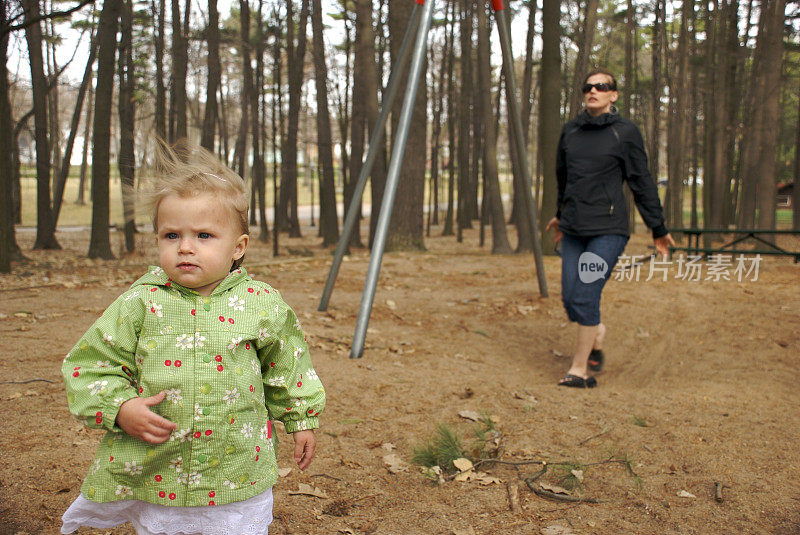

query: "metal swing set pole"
left=319, top=0, right=548, bottom=359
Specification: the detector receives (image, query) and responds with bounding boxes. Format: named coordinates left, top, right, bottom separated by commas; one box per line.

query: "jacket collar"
left=575, top=108, right=620, bottom=128
left=133, top=265, right=249, bottom=297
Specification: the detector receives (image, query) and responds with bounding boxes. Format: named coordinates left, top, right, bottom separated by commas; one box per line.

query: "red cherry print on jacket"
left=209, top=491, right=216, bottom=498
left=249, top=385, right=254, bottom=393
left=190, top=309, right=196, bottom=316
left=245, top=343, right=250, bottom=350
left=215, top=355, right=222, bottom=362
left=165, top=360, right=172, bottom=366
left=193, top=431, right=201, bottom=439
left=255, top=445, right=260, bottom=452
left=217, top=365, right=224, bottom=372
left=159, top=491, right=166, bottom=498
left=155, top=475, right=162, bottom=482
left=205, top=429, right=212, bottom=436
left=139, top=387, right=144, bottom=394
left=73, top=371, right=80, bottom=377
left=308, top=408, right=314, bottom=415
left=110, top=456, right=114, bottom=461
left=175, top=360, right=182, bottom=367
left=169, top=493, right=176, bottom=500
left=270, top=362, right=276, bottom=368
left=228, top=318, right=234, bottom=324
left=150, top=288, right=157, bottom=292
left=255, top=455, right=259, bottom=461
left=219, top=316, right=225, bottom=322
left=247, top=288, right=254, bottom=293
left=209, top=501, right=215, bottom=505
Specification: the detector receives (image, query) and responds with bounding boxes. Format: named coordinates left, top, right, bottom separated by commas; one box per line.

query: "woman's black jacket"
left=555, top=110, right=668, bottom=239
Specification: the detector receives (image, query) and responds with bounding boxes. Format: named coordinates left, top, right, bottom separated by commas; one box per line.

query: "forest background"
left=1, top=0, right=799, bottom=268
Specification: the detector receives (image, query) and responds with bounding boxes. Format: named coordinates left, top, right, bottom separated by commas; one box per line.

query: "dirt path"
left=1, top=226, right=798, bottom=534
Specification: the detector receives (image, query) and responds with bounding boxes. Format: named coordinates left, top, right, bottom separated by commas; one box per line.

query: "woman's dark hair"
left=583, top=68, right=617, bottom=90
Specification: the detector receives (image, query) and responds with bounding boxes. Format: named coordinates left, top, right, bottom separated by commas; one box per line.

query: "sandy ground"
left=1, top=223, right=799, bottom=535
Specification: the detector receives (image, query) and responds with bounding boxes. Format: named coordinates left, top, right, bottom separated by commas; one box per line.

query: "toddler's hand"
left=292, top=430, right=317, bottom=471
left=116, top=391, right=177, bottom=444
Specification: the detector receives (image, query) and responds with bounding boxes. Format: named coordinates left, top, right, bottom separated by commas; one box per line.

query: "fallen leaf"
left=475, top=473, right=502, bottom=485
left=513, top=391, right=538, bottom=403
left=551, top=349, right=565, bottom=358
left=386, top=299, right=397, bottom=310
left=539, top=482, right=570, bottom=495
left=380, top=442, right=396, bottom=452
left=338, top=418, right=363, bottom=426
left=453, top=458, right=474, bottom=472
left=278, top=467, right=292, bottom=477
left=289, top=483, right=328, bottom=499
left=382, top=453, right=408, bottom=474
left=458, top=410, right=481, bottom=422
left=570, top=469, right=584, bottom=482
left=454, top=471, right=474, bottom=482
left=677, top=490, right=696, bottom=498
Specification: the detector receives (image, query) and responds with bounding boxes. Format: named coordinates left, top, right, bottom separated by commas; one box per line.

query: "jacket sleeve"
left=555, top=128, right=567, bottom=219
left=619, top=123, right=668, bottom=238
left=62, top=291, right=144, bottom=433
left=257, top=293, right=325, bottom=433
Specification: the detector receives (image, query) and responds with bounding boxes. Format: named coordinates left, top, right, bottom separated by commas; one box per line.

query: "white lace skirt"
left=61, top=487, right=273, bottom=535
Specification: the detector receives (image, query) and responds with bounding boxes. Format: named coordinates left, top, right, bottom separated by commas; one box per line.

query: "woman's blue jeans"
left=559, top=232, right=629, bottom=326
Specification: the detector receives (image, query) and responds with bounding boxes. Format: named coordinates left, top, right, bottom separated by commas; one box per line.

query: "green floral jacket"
left=62, top=266, right=325, bottom=507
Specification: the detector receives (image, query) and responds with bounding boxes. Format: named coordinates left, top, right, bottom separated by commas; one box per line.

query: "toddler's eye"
left=165, top=232, right=178, bottom=240
left=199, top=232, right=211, bottom=239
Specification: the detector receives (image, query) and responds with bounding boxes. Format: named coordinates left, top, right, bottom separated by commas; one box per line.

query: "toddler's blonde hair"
left=143, top=139, right=250, bottom=268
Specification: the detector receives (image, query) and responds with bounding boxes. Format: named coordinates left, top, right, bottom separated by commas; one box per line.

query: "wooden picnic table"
left=667, top=228, right=800, bottom=263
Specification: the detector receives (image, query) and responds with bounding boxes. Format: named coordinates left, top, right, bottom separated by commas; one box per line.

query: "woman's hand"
left=545, top=217, right=562, bottom=245
left=654, top=233, right=676, bottom=258
left=292, top=430, right=317, bottom=471
left=116, top=391, right=177, bottom=444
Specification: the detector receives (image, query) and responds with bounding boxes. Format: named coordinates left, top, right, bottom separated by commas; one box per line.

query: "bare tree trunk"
left=311, top=0, right=339, bottom=246
left=118, top=0, right=136, bottom=253
left=386, top=0, right=426, bottom=251
left=567, top=0, right=599, bottom=119
left=278, top=0, right=308, bottom=237
left=201, top=0, right=221, bottom=151
left=476, top=3, right=511, bottom=253
left=0, top=9, right=21, bottom=271
left=77, top=83, right=94, bottom=205
left=794, top=76, right=800, bottom=231
left=754, top=0, right=785, bottom=232
left=539, top=0, right=561, bottom=254
left=153, top=0, right=166, bottom=140
left=665, top=0, right=690, bottom=228
left=347, top=0, right=372, bottom=249
left=23, top=0, right=60, bottom=250
left=457, top=0, right=474, bottom=240
left=442, top=3, right=456, bottom=237
left=88, top=0, right=120, bottom=259
left=169, top=0, right=189, bottom=142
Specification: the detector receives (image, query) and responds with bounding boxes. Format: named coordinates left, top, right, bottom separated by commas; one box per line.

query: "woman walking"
left=545, top=68, right=675, bottom=388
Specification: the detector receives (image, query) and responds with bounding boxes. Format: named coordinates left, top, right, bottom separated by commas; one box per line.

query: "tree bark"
left=153, top=0, right=166, bottom=140
left=118, top=0, right=136, bottom=253
left=0, top=8, right=21, bottom=271
left=169, top=0, right=189, bottom=142
left=442, top=2, right=456, bottom=237
left=386, top=0, right=426, bottom=251
left=567, top=0, right=599, bottom=119
left=476, top=4, right=511, bottom=254
left=88, top=0, right=121, bottom=259
left=278, top=0, right=309, bottom=237
left=311, top=0, right=339, bottom=247
left=200, top=0, right=221, bottom=151
left=539, top=0, right=561, bottom=255
left=23, top=0, right=60, bottom=249
left=457, top=0, right=474, bottom=240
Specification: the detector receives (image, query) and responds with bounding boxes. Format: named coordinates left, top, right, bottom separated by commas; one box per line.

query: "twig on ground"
left=310, top=473, right=342, bottom=481
left=714, top=481, right=725, bottom=502
left=579, top=426, right=611, bottom=446
left=0, top=378, right=55, bottom=384
left=507, top=482, right=522, bottom=513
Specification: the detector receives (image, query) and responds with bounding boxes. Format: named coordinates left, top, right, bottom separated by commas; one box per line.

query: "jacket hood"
left=575, top=108, right=620, bottom=129
left=131, top=265, right=249, bottom=296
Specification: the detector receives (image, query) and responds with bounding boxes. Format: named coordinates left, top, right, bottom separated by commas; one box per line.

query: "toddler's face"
left=156, top=193, right=249, bottom=296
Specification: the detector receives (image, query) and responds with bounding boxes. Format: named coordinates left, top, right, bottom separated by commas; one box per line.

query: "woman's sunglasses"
left=582, top=82, right=616, bottom=93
